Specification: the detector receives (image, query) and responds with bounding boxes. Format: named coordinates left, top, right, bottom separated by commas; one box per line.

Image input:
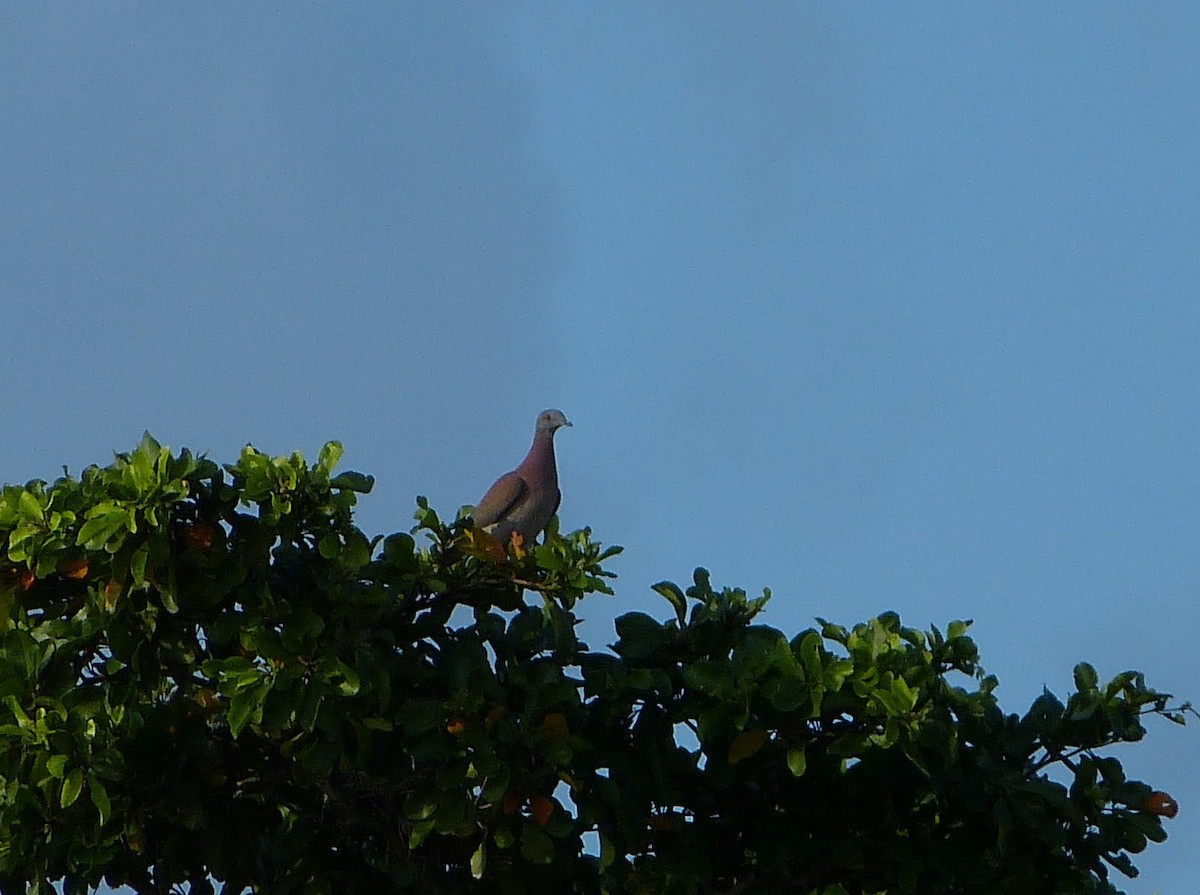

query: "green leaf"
left=76, top=509, right=130, bottom=551
left=330, top=471, right=374, bottom=493
left=613, top=612, right=667, bottom=660
left=47, top=754, right=69, bottom=779
left=1068, top=692, right=1099, bottom=721
left=403, top=792, right=438, bottom=822
left=4, top=695, right=32, bottom=727
left=874, top=675, right=917, bottom=716
left=493, top=825, right=517, bottom=849
left=18, top=490, right=44, bottom=523
left=228, top=682, right=270, bottom=739
left=61, top=768, right=84, bottom=808
left=947, top=619, right=972, bottom=639
left=682, top=661, right=734, bottom=699
left=520, top=825, right=555, bottom=865
left=129, top=544, right=149, bottom=586
left=799, top=631, right=824, bottom=678
left=89, top=774, right=111, bottom=826
left=282, top=607, right=326, bottom=651
left=159, top=583, right=179, bottom=614
left=408, top=819, right=435, bottom=849
left=318, top=533, right=340, bottom=560
left=335, top=660, right=360, bottom=697
left=652, top=580, right=687, bottom=626
left=728, top=729, right=768, bottom=764
left=786, top=745, right=807, bottom=777
left=342, top=531, right=372, bottom=568
left=228, top=693, right=255, bottom=739
left=470, top=841, right=487, bottom=879
left=599, top=833, right=617, bottom=872
left=317, top=441, right=344, bottom=475
left=1095, top=756, right=1125, bottom=785
left=382, top=533, right=416, bottom=566
left=1074, top=662, right=1099, bottom=692
left=129, top=439, right=156, bottom=492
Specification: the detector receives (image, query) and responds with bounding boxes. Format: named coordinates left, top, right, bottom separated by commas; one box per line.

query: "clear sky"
left=3, top=5, right=1198, bottom=891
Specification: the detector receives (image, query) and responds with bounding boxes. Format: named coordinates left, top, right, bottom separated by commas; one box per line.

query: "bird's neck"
left=518, top=429, right=557, bottom=481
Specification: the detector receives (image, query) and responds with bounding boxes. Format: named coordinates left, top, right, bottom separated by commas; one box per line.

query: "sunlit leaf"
left=470, top=841, right=487, bottom=879
left=786, top=745, right=807, bottom=778
left=652, top=580, right=687, bottom=625
left=89, top=774, right=111, bottom=826
left=60, top=768, right=84, bottom=808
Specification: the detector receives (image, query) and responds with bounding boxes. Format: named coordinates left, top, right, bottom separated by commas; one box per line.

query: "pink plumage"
left=473, top=409, right=571, bottom=544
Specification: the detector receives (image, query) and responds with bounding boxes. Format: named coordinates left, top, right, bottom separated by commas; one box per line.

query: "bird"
left=473, top=409, right=572, bottom=547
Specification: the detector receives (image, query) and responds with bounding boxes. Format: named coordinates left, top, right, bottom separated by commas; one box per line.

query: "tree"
left=0, top=435, right=1188, bottom=894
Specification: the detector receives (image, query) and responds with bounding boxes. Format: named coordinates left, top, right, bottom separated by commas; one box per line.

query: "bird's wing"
left=473, top=471, right=527, bottom=527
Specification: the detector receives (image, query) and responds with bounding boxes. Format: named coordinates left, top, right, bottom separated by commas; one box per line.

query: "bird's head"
left=537, top=408, right=572, bottom=433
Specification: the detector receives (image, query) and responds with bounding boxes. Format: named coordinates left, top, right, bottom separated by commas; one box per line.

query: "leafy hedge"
left=0, top=436, right=1187, bottom=894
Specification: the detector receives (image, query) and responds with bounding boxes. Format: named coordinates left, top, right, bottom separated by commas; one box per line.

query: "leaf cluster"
left=0, top=436, right=1187, bottom=895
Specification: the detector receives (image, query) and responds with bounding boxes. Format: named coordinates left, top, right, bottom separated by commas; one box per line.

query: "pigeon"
left=473, top=409, right=572, bottom=546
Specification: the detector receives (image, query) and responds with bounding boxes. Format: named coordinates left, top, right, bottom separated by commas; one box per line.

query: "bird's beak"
left=564, top=419, right=573, bottom=427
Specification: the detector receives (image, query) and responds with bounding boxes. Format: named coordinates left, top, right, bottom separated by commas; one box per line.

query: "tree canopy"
left=0, top=435, right=1188, bottom=894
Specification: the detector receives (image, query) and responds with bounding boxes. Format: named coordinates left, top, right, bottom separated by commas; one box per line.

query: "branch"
left=1032, top=745, right=1092, bottom=773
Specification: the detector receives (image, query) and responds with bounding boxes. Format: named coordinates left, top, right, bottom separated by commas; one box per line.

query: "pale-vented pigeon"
left=473, top=409, right=572, bottom=545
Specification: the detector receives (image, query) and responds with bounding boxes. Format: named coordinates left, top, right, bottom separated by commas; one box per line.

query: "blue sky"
left=3, top=5, right=1198, bottom=891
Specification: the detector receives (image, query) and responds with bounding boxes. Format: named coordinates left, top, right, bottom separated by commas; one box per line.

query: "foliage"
left=0, top=435, right=1188, bottom=894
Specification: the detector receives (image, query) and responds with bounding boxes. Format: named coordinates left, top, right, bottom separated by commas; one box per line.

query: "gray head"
left=536, top=408, right=572, bottom=433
